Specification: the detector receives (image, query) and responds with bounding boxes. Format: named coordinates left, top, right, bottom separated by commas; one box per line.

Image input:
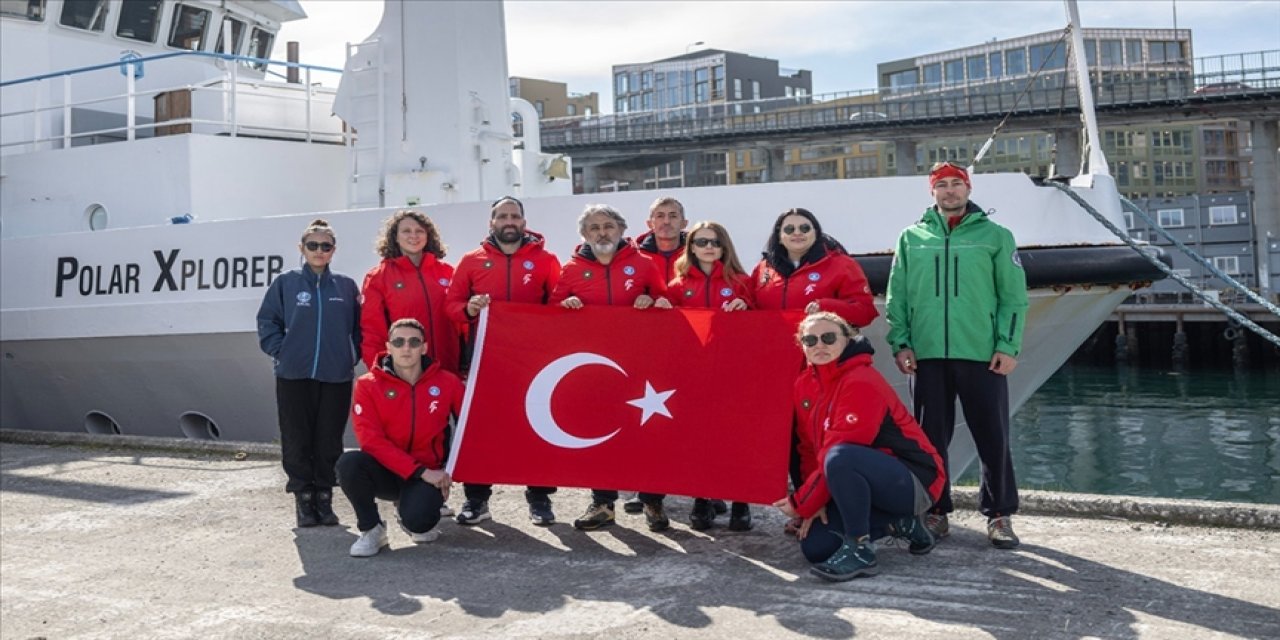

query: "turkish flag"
left=447, top=303, right=803, bottom=504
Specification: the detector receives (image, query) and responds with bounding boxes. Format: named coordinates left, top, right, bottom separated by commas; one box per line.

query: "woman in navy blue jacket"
left=257, top=219, right=362, bottom=528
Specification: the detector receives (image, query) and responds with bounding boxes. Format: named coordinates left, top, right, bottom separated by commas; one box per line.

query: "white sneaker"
left=439, top=504, right=454, bottom=517
left=397, top=518, right=441, bottom=544
left=349, top=522, right=389, bottom=557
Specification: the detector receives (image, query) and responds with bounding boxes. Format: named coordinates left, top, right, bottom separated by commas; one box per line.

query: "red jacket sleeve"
left=732, top=273, right=756, bottom=309
left=644, top=260, right=669, bottom=300
left=549, top=263, right=575, bottom=305
left=791, top=378, right=891, bottom=519
left=817, top=256, right=879, bottom=328
left=351, top=377, right=421, bottom=480
left=541, top=253, right=562, bottom=304
left=359, top=267, right=389, bottom=370
left=444, top=256, right=475, bottom=324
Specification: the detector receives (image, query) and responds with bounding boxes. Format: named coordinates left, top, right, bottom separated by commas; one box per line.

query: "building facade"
left=509, top=76, right=598, bottom=119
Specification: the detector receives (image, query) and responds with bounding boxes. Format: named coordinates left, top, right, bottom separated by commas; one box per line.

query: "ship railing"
left=0, top=51, right=345, bottom=153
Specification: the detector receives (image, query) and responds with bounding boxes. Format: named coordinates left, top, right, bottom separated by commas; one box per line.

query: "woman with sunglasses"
left=256, top=219, right=362, bottom=528
left=751, top=208, right=877, bottom=329
left=668, top=221, right=755, bottom=531
left=774, top=312, right=944, bottom=581
left=360, top=209, right=461, bottom=375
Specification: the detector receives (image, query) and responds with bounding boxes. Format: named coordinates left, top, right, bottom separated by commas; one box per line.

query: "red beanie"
left=929, top=163, right=970, bottom=188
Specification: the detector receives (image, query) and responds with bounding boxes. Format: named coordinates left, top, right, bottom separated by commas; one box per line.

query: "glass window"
left=922, top=63, right=941, bottom=87
left=1123, top=209, right=1134, bottom=230
left=751, top=80, right=760, bottom=100
left=1211, top=255, right=1240, bottom=275
left=641, top=71, right=652, bottom=90
left=967, top=56, right=986, bottom=81
left=1149, top=40, right=1184, bottom=63
left=616, top=97, right=626, bottom=113
left=566, top=104, right=576, bottom=116
left=989, top=52, right=1002, bottom=77
left=888, top=69, right=918, bottom=93
left=115, top=0, right=161, bottom=41
left=944, top=59, right=964, bottom=85
left=615, top=73, right=628, bottom=94
left=1125, top=39, right=1144, bottom=65
left=734, top=78, right=742, bottom=100
left=168, top=4, right=210, bottom=50
left=1099, top=39, right=1122, bottom=66
left=246, top=27, right=275, bottom=69
left=1209, top=205, right=1238, bottom=225
left=60, top=0, right=106, bottom=31
left=1157, top=208, right=1185, bottom=227
left=1, top=0, right=45, bottom=21
left=1029, top=43, right=1066, bottom=70
left=1083, top=38, right=1097, bottom=67
left=1005, top=49, right=1026, bottom=75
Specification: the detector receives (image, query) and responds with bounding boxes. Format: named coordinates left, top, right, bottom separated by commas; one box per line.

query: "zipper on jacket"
left=505, top=254, right=513, bottom=301
left=415, top=269, right=437, bottom=352
left=406, top=383, right=418, bottom=453
left=704, top=271, right=713, bottom=307
left=781, top=273, right=790, bottom=308
left=943, top=235, right=951, bottom=357
left=310, top=276, right=323, bottom=378
left=605, top=263, right=613, bottom=305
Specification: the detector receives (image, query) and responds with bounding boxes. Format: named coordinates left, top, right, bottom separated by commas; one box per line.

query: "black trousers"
left=913, top=359, right=1019, bottom=518
left=463, top=483, right=556, bottom=503
left=336, top=450, right=444, bottom=533
left=275, top=377, right=352, bottom=494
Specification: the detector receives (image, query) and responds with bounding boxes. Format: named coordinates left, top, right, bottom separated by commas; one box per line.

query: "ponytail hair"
left=301, top=218, right=336, bottom=243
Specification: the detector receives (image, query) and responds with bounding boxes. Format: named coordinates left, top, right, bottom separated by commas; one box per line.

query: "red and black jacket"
left=549, top=240, right=669, bottom=306
left=669, top=262, right=755, bottom=310
left=351, top=354, right=464, bottom=480
left=360, top=254, right=460, bottom=373
left=445, top=231, right=561, bottom=323
left=751, top=242, right=878, bottom=328
left=636, top=230, right=687, bottom=283
left=790, top=338, right=945, bottom=518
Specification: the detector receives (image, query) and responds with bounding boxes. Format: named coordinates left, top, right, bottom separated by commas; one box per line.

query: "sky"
left=278, top=0, right=1279, bottom=112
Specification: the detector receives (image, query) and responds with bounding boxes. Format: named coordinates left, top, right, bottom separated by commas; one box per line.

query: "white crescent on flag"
left=523, top=352, right=676, bottom=449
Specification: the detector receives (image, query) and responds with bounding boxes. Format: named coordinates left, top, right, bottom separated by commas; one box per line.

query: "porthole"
left=86, top=204, right=108, bottom=230
left=179, top=412, right=221, bottom=440
left=85, top=411, right=122, bottom=435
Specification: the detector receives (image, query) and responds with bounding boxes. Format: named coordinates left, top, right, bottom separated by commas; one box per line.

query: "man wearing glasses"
left=337, top=318, right=464, bottom=557
left=445, top=196, right=562, bottom=526
left=884, top=162, right=1028, bottom=549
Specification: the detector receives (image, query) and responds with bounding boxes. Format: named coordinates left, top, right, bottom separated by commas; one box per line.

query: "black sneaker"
left=455, top=500, right=491, bottom=525
left=623, top=495, right=644, bottom=514
left=727, top=502, right=753, bottom=531
left=312, top=489, right=340, bottom=526
left=643, top=501, right=670, bottom=532
left=295, top=491, right=320, bottom=528
left=711, top=499, right=729, bottom=515
left=889, top=515, right=935, bottom=555
left=811, top=535, right=878, bottom=581
left=573, top=502, right=615, bottom=530
left=689, top=498, right=715, bottom=530
left=528, top=500, right=555, bottom=526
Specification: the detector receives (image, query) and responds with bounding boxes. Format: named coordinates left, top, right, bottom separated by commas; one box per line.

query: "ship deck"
left=2, top=437, right=1278, bottom=639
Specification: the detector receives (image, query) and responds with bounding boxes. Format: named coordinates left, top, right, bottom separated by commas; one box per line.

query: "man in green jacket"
left=885, top=162, right=1028, bottom=549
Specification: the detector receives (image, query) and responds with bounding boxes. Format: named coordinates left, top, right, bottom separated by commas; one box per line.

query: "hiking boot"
left=925, top=512, right=950, bottom=539
left=455, top=500, right=491, bottom=526
left=890, top=515, right=935, bottom=555
left=811, top=535, right=878, bottom=582
left=623, top=495, right=644, bottom=514
left=988, top=515, right=1020, bottom=549
left=396, top=518, right=440, bottom=544
left=644, top=501, right=670, bottom=532
left=728, top=502, right=753, bottom=531
left=573, top=503, right=615, bottom=531
left=528, top=500, right=555, bottom=526
left=313, top=489, right=340, bottom=526
left=689, top=498, right=716, bottom=530
left=349, top=522, right=389, bottom=557
left=711, top=499, right=728, bottom=515
left=295, top=491, right=321, bottom=528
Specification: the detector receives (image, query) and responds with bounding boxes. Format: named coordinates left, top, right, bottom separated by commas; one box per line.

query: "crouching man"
left=337, top=318, right=463, bottom=557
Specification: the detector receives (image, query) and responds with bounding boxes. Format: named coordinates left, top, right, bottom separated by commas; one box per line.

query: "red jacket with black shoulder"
left=549, top=241, right=669, bottom=306
left=445, top=231, right=561, bottom=323
left=751, top=246, right=878, bottom=328
left=360, top=254, right=460, bottom=373
left=668, top=262, right=754, bottom=310
left=351, top=355, right=464, bottom=480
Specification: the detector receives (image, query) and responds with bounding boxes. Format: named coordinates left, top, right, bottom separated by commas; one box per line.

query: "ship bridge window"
left=1, top=0, right=45, bottom=21
left=168, top=4, right=210, bottom=51
left=245, top=26, right=275, bottom=70
left=215, top=17, right=246, bottom=55
left=59, top=0, right=106, bottom=32
left=116, top=0, right=161, bottom=42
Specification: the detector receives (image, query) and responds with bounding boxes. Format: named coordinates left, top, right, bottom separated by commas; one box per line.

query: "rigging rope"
left=970, top=27, right=1073, bottom=170
left=1046, top=181, right=1280, bottom=348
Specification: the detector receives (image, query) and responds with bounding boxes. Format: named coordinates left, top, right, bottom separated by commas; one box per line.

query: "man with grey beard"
left=549, top=203, right=672, bottom=531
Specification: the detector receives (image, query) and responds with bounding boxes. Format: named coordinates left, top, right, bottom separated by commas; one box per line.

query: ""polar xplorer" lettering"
left=55, top=250, right=284, bottom=297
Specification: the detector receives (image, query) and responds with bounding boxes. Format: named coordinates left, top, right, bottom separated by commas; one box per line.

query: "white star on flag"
left=626, top=381, right=675, bottom=426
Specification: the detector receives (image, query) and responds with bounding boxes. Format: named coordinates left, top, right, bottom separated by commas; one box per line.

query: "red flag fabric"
left=448, top=302, right=803, bottom=504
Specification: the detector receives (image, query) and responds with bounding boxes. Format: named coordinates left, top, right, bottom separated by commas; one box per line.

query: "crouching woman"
left=337, top=318, right=463, bottom=557
left=774, top=312, right=946, bottom=581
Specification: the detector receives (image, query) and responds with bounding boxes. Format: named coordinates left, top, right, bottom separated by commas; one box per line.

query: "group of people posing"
left=256, top=161, right=1029, bottom=582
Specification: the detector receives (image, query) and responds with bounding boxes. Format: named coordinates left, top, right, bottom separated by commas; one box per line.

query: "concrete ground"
left=2, top=442, right=1278, bottom=640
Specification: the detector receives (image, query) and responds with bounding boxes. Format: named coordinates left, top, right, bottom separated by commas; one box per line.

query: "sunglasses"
left=782, top=223, right=813, bottom=235
left=800, top=332, right=840, bottom=347
left=691, top=238, right=722, bottom=248
left=304, top=241, right=334, bottom=253
left=388, top=336, right=425, bottom=348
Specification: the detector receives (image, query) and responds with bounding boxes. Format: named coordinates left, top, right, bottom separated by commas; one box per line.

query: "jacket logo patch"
left=429, top=400, right=440, bottom=413
left=483, top=261, right=493, bottom=269
left=808, top=273, right=821, bottom=282
left=385, top=389, right=398, bottom=399
left=523, top=260, right=534, bottom=270
left=295, top=291, right=312, bottom=304
left=804, top=284, right=817, bottom=295
left=353, top=403, right=363, bottom=415
left=719, top=287, right=733, bottom=297
left=438, top=278, right=449, bottom=286
left=624, top=279, right=635, bottom=290
left=584, top=270, right=593, bottom=279
left=801, top=399, right=811, bottom=409
left=394, top=282, right=405, bottom=289
left=623, top=265, right=636, bottom=276
left=823, top=417, right=831, bottom=430
left=1012, top=251, right=1023, bottom=268
left=684, top=289, right=695, bottom=297
left=522, top=273, right=533, bottom=285
left=429, top=385, right=441, bottom=397
left=845, top=413, right=857, bottom=424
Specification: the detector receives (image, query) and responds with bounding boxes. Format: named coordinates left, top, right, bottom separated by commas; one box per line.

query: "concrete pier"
left=2, top=437, right=1277, bottom=639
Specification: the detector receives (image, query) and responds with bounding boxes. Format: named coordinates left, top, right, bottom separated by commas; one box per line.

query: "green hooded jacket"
left=885, top=201, right=1029, bottom=362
